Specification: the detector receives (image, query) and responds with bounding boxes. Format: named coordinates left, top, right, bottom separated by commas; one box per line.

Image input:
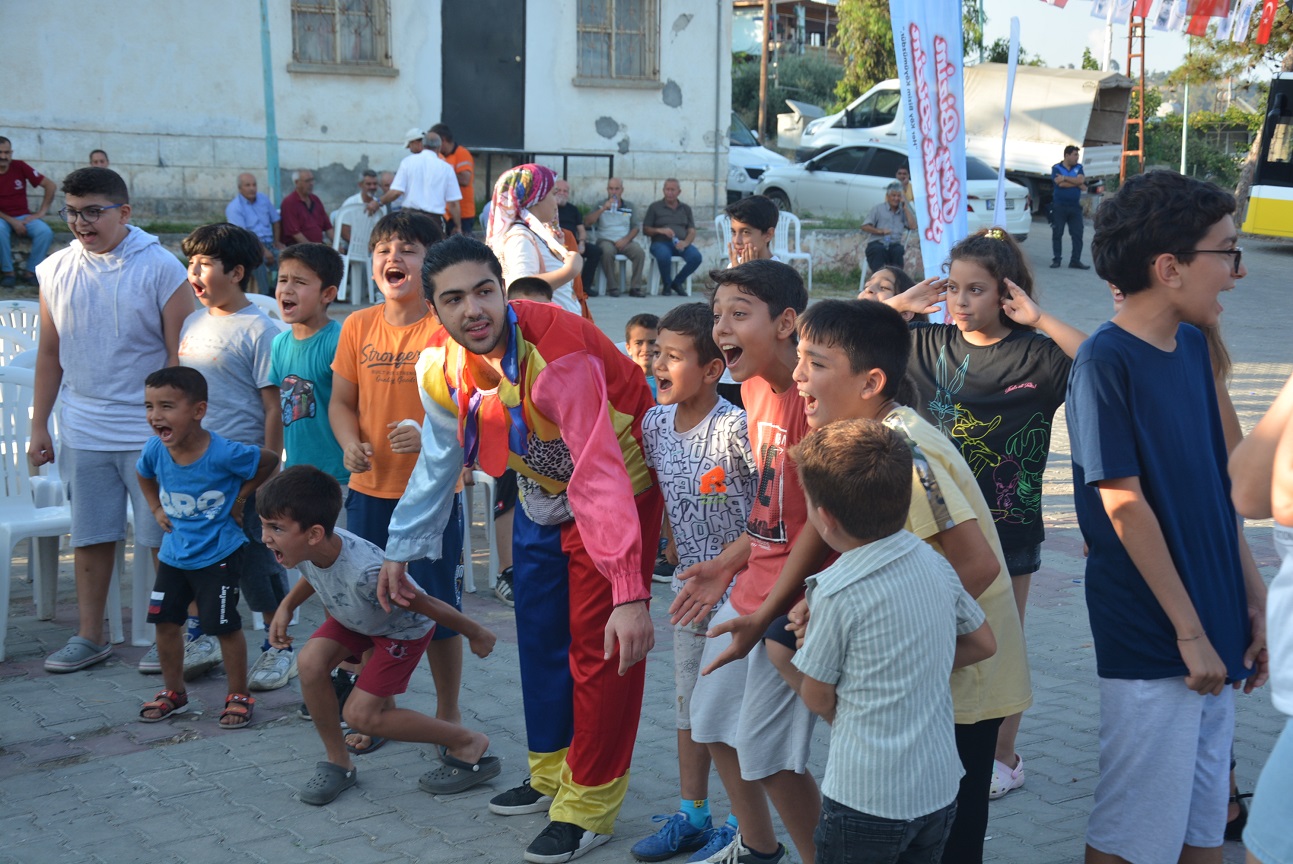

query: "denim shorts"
left=1244, top=717, right=1293, bottom=864
left=814, top=795, right=956, bottom=864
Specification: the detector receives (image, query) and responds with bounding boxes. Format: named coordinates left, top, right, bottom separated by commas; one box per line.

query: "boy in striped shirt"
left=789, top=420, right=996, bottom=864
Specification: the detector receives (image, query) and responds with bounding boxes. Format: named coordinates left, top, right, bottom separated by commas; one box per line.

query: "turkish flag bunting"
left=1132, top=0, right=1154, bottom=15
left=1256, top=0, right=1279, bottom=42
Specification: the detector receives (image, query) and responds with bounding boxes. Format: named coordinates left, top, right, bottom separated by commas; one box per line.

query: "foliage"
left=733, top=52, right=844, bottom=136
left=983, top=37, right=1046, bottom=67
left=1081, top=47, right=1100, bottom=71
left=831, top=0, right=982, bottom=110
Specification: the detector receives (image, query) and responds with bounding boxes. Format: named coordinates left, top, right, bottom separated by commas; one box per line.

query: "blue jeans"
left=815, top=796, right=957, bottom=864
left=649, top=240, right=703, bottom=291
left=0, top=216, right=54, bottom=274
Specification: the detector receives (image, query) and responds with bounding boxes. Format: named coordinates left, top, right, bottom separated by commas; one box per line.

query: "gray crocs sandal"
left=299, top=761, right=357, bottom=805
left=418, top=753, right=502, bottom=795
left=44, top=636, right=112, bottom=673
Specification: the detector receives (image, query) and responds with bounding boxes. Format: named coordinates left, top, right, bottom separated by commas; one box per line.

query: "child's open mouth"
left=280, top=298, right=298, bottom=316
left=720, top=344, right=743, bottom=367
left=154, top=425, right=174, bottom=443
left=384, top=268, right=407, bottom=289
left=798, top=389, right=818, bottom=413
left=656, top=376, right=673, bottom=393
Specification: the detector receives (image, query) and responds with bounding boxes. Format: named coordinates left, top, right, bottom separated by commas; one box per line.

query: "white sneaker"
left=182, top=635, right=223, bottom=681
left=988, top=755, right=1025, bottom=799
left=137, top=643, right=162, bottom=674
left=704, top=833, right=785, bottom=863
left=248, top=646, right=299, bottom=691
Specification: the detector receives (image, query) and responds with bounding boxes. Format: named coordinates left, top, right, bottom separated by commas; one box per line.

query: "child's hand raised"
left=670, top=558, right=738, bottom=627
left=1000, top=278, right=1042, bottom=328
left=888, top=277, right=947, bottom=315
left=387, top=420, right=422, bottom=455
left=467, top=625, right=497, bottom=659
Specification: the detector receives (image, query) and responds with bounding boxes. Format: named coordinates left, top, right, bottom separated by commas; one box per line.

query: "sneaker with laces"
left=489, top=778, right=553, bottom=815
left=988, top=755, right=1025, bottom=799
left=702, top=833, right=784, bottom=863
left=137, top=643, right=162, bottom=674
left=686, top=824, right=737, bottom=863
left=248, top=646, right=299, bottom=691
left=632, top=812, right=711, bottom=861
left=181, top=635, right=223, bottom=681
left=494, top=567, right=515, bottom=607
left=524, top=820, right=610, bottom=864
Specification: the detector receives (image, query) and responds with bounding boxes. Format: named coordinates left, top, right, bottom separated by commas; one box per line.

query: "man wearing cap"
left=370, top=128, right=462, bottom=235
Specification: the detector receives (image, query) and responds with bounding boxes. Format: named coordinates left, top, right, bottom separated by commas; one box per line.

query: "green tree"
left=831, top=0, right=982, bottom=110
left=984, top=37, right=1046, bottom=67
left=1081, top=47, right=1099, bottom=71
left=733, top=52, right=843, bottom=136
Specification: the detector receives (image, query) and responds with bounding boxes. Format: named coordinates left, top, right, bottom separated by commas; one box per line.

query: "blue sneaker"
left=687, top=823, right=738, bottom=863
left=631, top=812, right=711, bottom=862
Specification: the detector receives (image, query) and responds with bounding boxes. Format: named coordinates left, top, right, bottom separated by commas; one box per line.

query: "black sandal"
left=1224, top=792, right=1253, bottom=841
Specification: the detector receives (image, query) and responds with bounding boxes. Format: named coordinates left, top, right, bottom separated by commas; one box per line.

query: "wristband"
left=1176, top=633, right=1204, bottom=642
left=234, top=496, right=247, bottom=505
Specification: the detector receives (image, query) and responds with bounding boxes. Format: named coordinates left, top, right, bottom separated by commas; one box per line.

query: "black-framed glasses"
left=1184, top=247, right=1243, bottom=275
left=59, top=204, right=124, bottom=224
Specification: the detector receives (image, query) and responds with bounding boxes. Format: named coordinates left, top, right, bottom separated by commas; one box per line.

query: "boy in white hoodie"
left=30, top=167, right=192, bottom=673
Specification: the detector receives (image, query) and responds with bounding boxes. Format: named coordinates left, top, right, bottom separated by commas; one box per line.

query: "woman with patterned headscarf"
left=486, top=164, right=584, bottom=316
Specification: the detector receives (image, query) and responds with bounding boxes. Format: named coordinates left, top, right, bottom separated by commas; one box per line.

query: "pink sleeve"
left=530, top=353, right=647, bottom=605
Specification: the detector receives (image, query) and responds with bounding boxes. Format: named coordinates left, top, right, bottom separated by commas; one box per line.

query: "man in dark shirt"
left=553, top=179, right=602, bottom=295
left=1050, top=145, right=1089, bottom=270
left=0, top=135, right=56, bottom=286
left=280, top=169, right=333, bottom=246
left=642, top=179, right=700, bottom=296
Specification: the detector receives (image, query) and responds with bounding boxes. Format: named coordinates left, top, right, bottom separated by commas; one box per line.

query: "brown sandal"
left=220, top=693, right=255, bottom=729
left=140, top=689, right=189, bottom=723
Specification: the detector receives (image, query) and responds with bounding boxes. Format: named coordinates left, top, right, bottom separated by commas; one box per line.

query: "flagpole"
left=1180, top=36, right=1191, bottom=175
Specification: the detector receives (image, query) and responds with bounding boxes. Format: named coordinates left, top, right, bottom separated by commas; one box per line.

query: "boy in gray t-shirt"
left=259, top=465, right=501, bottom=806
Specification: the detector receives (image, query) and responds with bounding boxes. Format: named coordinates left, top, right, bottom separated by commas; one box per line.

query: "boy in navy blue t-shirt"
left=135, top=367, right=279, bottom=729
left=1069, top=170, right=1267, bottom=864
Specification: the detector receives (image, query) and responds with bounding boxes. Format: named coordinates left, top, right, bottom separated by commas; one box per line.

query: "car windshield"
left=730, top=113, right=759, bottom=147
left=965, top=156, right=999, bottom=181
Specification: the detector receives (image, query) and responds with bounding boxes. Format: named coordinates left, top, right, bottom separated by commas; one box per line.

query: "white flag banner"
left=1093, top=0, right=1135, bottom=21
left=994, top=18, right=1021, bottom=227
left=889, top=0, right=968, bottom=284
left=1217, top=0, right=1238, bottom=38
left=1232, top=0, right=1259, bottom=39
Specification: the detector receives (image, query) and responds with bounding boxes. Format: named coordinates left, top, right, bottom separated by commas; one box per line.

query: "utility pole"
left=758, top=0, right=771, bottom=139
left=1180, top=37, right=1191, bottom=175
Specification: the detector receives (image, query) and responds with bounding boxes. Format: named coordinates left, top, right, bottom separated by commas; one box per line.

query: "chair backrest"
left=0, top=299, right=41, bottom=341
left=334, top=204, right=381, bottom=261
left=714, top=214, right=731, bottom=245
left=0, top=325, right=36, bottom=365
left=0, top=365, right=37, bottom=511
left=245, top=293, right=283, bottom=320
left=772, top=212, right=804, bottom=256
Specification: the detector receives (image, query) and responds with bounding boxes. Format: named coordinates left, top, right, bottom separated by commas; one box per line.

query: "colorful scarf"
left=485, top=163, right=568, bottom=262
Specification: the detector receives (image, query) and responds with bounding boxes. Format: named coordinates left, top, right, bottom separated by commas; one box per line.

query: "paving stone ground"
left=4, top=225, right=1292, bottom=864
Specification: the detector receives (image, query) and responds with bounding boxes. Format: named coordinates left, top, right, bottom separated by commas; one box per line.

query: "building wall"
left=6, top=0, right=729, bottom=222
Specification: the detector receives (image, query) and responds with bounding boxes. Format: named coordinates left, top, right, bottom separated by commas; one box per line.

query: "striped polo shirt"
left=793, top=530, right=985, bottom=820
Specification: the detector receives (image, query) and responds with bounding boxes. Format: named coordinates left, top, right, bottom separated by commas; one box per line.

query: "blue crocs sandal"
left=44, top=636, right=112, bottom=673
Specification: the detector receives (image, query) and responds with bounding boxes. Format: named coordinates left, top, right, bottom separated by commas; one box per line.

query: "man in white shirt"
left=371, top=129, right=461, bottom=235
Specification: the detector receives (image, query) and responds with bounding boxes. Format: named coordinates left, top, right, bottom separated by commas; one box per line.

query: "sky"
left=980, top=0, right=1192, bottom=75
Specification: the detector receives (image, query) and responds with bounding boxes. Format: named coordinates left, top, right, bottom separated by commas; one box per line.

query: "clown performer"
left=378, top=232, right=664, bottom=864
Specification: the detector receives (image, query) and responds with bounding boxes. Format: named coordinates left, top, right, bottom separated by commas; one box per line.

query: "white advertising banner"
left=889, top=0, right=969, bottom=280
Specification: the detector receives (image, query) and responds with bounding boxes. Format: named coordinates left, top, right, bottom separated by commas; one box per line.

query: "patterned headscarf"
left=485, top=163, right=567, bottom=261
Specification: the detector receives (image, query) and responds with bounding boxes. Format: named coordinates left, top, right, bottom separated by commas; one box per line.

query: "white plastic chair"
left=0, top=299, right=40, bottom=342
left=714, top=214, right=731, bottom=267
left=651, top=255, right=694, bottom=297
left=333, top=204, right=381, bottom=304
left=245, top=293, right=282, bottom=319
left=0, top=366, right=73, bottom=661
left=459, top=472, right=498, bottom=594
left=0, top=326, right=35, bottom=365
left=772, top=212, right=814, bottom=292
left=594, top=253, right=631, bottom=297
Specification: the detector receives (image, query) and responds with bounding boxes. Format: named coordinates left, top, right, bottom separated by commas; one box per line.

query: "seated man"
left=643, top=178, right=702, bottom=297
left=0, top=135, right=56, bottom=287
left=553, top=178, right=602, bottom=294
left=339, top=170, right=384, bottom=248
left=281, top=169, right=333, bottom=247
left=585, top=176, right=646, bottom=297
left=378, top=170, right=400, bottom=213
left=861, top=182, right=916, bottom=276
left=226, top=172, right=283, bottom=294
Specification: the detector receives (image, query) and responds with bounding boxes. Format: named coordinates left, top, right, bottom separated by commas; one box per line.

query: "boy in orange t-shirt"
left=328, top=211, right=465, bottom=749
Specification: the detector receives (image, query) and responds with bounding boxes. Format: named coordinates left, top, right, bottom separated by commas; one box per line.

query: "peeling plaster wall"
left=4, top=0, right=442, bottom=220
left=524, top=1, right=731, bottom=218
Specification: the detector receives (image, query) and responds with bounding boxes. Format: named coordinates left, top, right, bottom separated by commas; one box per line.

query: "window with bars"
left=290, top=0, right=392, bottom=74
left=576, top=0, right=659, bottom=84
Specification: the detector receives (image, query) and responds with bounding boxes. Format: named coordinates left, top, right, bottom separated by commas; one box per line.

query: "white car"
left=728, top=112, right=790, bottom=202
left=753, top=143, right=1031, bottom=240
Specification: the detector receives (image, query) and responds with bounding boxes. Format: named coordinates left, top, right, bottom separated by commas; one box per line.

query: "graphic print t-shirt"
left=136, top=433, right=260, bottom=569
left=908, top=324, right=1071, bottom=551
left=729, top=377, right=812, bottom=615
left=641, top=399, right=755, bottom=590
left=271, top=319, right=348, bottom=485
left=332, top=304, right=441, bottom=499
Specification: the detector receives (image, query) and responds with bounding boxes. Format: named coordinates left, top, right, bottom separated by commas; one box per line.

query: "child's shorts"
left=1086, top=677, right=1233, bottom=864
left=147, top=546, right=246, bottom=635
left=673, top=609, right=714, bottom=730
left=1003, top=543, right=1041, bottom=578
left=62, top=446, right=164, bottom=549
left=1245, top=716, right=1293, bottom=864
left=762, top=612, right=798, bottom=651
left=312, top=616, right=435, bottom=699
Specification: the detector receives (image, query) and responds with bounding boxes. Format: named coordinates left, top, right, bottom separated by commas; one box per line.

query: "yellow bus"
left=1244, top=71, right=1293, bottom=239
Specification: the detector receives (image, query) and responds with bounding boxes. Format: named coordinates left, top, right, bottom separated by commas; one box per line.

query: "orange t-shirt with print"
left=442, top=145, right=476, bottom=219
left=331, top=304, right=441, bottom=499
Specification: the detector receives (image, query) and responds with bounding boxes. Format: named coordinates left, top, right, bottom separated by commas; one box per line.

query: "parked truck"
left=794, top=62, right=1133, bottom=214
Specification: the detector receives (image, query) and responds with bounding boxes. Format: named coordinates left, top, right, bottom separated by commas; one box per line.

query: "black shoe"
left=1049, top=259, right=1061, bottom=269
left=1069, top=261, right=1090, bottom=270
left=0, top=274, right=15, bottom=288
left=1225, top=792, right=1252, bottom=841
left=524, top=821, right=610, bottom=864
left=489, top=778, right=554, bottom=815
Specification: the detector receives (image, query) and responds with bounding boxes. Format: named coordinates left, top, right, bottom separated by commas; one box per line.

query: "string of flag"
left=1038, top=0, right=1289, bottom=45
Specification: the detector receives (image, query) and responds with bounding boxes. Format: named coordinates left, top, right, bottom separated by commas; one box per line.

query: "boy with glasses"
left=30, top=167, right=191, bottom=673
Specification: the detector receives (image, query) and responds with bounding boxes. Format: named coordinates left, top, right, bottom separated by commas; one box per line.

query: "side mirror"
left=805, top=161, right=820, bottom=172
